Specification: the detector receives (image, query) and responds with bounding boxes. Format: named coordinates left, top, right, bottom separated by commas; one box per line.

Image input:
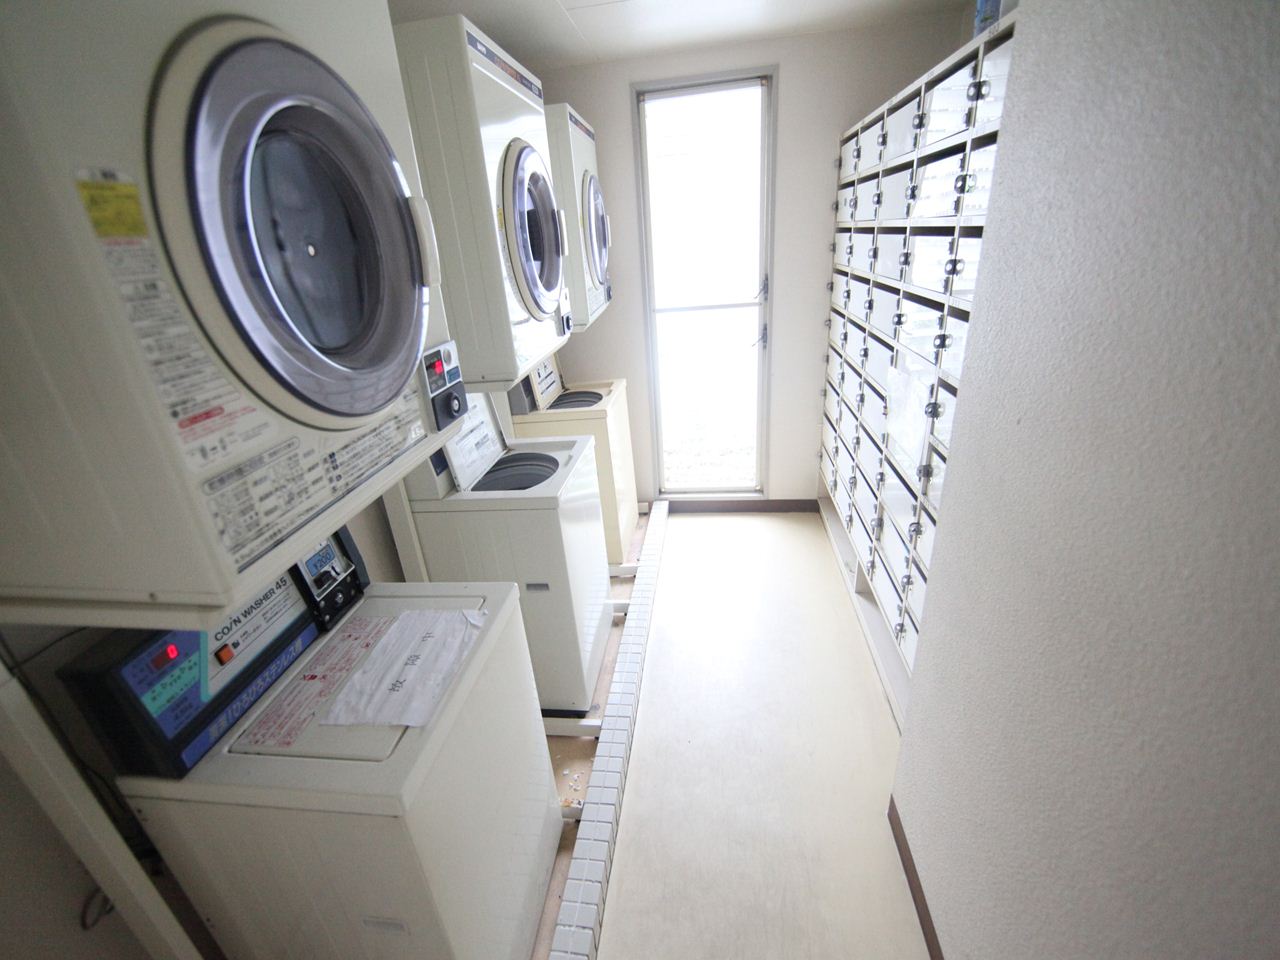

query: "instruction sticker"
left=235, top=616, right=397, bottom=750
left=202, top=386, right=427, bottom=571
left=75, top=168, right=276, bottom=471
left=76, top=175, right=149, bottom=239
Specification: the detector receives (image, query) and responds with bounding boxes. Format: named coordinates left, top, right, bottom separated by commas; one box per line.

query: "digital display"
left=118, top=630, right=204, bottom=741
left=306, top=542, right=337, bottom=577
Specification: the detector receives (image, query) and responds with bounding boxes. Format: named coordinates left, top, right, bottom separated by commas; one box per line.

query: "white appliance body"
left=546, top=103, right=612, bottom=327
left=403, top=399, right=611, bottom=712
left=510, top=361, right=639, bottom=566
left=395, top=16, right=569, bottom=390
left=118, top=581, right=560, bottom=960
left=0, top=0, right=461, bottom=629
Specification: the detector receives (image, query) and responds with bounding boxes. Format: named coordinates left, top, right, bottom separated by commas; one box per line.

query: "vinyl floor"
left=596, top=512, right=927, bottom=960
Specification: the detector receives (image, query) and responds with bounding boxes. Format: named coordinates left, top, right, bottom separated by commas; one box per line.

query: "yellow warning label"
left=76, top=178, right=148, bottom=239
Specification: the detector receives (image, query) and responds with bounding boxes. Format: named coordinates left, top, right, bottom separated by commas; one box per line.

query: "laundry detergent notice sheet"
left=323, top=608, right=488, bottom=729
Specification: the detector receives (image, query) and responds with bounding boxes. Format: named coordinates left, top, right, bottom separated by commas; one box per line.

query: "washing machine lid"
left=441, top=393, right=508, bottom=491
left=229, top=594, right=485, bottom=762
left=528, top=353, right=564, bottom=409
left=549, top=389, right=604, bottom=410
left=151, top=22, right=429, bottom=426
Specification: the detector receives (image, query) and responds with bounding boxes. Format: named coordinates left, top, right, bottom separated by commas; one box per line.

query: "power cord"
left=80, top=886, right=115, bottom=930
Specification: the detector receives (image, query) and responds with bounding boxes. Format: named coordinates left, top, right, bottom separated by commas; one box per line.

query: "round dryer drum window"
left=151, top=23, right=427, bottom=423
left=501, top=139, right=563, bottom=321
left=583, top=173, right=609, bottom=288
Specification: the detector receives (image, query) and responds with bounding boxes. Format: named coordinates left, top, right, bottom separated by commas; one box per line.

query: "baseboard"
left=888, top=795, right=944, bottom=960
left=663, top=498, right=819, bottom=513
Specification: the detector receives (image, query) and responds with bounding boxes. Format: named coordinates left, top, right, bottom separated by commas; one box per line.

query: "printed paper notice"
left=324, top=608, right=489, bottom=729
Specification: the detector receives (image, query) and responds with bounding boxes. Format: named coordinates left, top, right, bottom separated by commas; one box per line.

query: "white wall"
left=541, top=9, right=968, bottom=501
left=893, top=2, right=1280, bottom=957
left=0, top=752, right=150, bottom=960
left=346, top=500, right=405, bottom=582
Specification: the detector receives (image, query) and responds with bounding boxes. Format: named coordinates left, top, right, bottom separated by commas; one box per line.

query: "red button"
left=214, top=644, right=235, bottom=665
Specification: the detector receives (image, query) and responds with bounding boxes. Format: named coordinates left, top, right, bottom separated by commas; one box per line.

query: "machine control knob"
left=449, top=393, right=462, bottom=415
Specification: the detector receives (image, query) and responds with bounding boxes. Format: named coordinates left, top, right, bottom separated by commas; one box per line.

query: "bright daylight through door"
left=640, top=78, right=770, bottom=492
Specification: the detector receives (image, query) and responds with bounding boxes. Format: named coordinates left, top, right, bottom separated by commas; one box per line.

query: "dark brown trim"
left=889, top=795, right=944, bottom=960
left=663, top=498, right=818, bottom=514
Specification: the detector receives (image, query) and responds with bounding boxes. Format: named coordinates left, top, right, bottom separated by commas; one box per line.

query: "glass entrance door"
left=639, top=78, right=771, bottom=493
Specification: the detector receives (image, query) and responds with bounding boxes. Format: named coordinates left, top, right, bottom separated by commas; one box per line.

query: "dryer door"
left=583, top=172, right=610, bottom=288
left=150, top=20, right=429, bottom=429
left=501, top=139, right=564, bottom=322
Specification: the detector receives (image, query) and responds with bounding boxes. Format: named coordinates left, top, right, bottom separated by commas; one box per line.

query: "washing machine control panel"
left=58, top=527, right=371, bottom=778
left=58, top=577, right=320, bottom=778
left=421, top=339, right=468, bottom=431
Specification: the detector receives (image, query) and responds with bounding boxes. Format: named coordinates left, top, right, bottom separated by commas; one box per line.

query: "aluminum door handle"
left=555, top=208, right=568, bottom=258
left=409, top=195, right=441, bottom=294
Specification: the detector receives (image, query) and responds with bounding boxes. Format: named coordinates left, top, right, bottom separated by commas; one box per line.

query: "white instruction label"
left=202, top=386, right=426, bottom=571
left=236, top=616, right=397, bottom=750
left=324, top=608, right=489, bottom=728
left=77, top=168, right=277, bottom=471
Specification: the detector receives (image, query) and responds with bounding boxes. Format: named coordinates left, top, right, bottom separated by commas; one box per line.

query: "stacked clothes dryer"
left=0, top=0, right=469, bottom=628
left=394, top=15, right=572, bottom=389
left=508, top=353, right=639, bottom=566
left=391, top=15, right=616, bottom=716
left=545, top=103, right=613, bottom=328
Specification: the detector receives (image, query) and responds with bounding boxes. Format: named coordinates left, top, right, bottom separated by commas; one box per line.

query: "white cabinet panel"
left=921, top=58, right=976, bottom=146
left=973, top=40, right=1014, bottom=128
left=884, top=97, right=920, bottom=164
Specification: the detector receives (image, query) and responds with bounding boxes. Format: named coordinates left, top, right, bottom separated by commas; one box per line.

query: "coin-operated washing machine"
left=0, top=0, right=470, bottom=630
left=506, top=354, right=639, bottom=566
left=394, top=15, right=571, bottom=390
left=59, top=531, right=561, bottom=960
left=545, top=103, right=613, bottom=328
left=400, top=395, right=612, bottom=714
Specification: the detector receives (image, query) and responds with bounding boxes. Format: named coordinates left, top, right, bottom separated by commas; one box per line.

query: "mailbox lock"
left=966, top=79, right=992, bottom=102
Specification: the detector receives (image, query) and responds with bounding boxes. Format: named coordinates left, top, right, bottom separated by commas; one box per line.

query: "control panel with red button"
left=57, top=526, right=369, bottom=778
left=419, top=339, right=468, bottom=433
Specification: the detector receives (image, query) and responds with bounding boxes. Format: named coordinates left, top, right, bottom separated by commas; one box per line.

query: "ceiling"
left=387, top=0, right=965, bottom=75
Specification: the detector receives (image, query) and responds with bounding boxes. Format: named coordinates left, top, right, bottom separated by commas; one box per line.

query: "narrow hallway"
left=599, top=512, right=926, bottom=960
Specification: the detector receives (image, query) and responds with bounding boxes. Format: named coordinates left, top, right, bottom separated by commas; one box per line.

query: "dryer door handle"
left=410, top=195, right=441, bottom=293
left=555, top=208, right=568, bottom=259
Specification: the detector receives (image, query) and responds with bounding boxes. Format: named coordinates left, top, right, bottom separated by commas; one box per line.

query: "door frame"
left=631, top=67, right=779, bottom=497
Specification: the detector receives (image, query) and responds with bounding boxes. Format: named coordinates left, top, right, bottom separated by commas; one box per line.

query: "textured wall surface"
left=346, top=499, right=405, bottom=583
left=893, top=1, right=1280, bottom=957
left=541, top=8, right=969, bottom=501
left=0, top=753, right=149, bottom=960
